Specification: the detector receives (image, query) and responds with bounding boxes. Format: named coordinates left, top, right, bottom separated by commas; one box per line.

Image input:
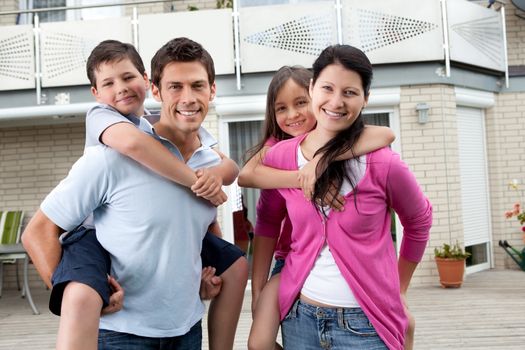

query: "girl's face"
left=274, top=79, right=317, bottom=137
left=309, top=63, right=368, bottom=136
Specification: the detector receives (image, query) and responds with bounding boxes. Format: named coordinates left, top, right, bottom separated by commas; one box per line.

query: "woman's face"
left=274, top=79, right=317, bottom=137
left=309, top=63, right=368, bottom=136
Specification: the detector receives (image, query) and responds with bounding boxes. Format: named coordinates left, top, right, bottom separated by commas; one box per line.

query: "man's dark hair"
left=86, top=40, right=145, bottom=88
left=150, top=37, right=215, bottom=88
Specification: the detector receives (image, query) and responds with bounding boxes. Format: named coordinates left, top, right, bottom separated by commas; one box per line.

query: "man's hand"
left=200, top=266, right=222, bottom=300
left=192, top=169, right=227, bottom=206
left=101, top=275, right=124, bottom=315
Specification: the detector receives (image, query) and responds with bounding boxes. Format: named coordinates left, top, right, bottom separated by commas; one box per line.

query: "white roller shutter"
left=457, top=107, right=491, bottom=246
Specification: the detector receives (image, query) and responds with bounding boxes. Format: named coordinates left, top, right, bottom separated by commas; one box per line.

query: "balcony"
left=0, top=0, right=508, bottom=121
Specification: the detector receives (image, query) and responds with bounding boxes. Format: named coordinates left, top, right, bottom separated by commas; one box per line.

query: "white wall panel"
left=447, top=0, right=505, bottom=72
left=138, top=9, right=234, bottom=77
left=40, top=17, right=132, bottom=87
left=240, top=2, right=337, bottom=73
left=0, top=25, right=35, bottom=91
left=342, top=0, right=443, bottom=64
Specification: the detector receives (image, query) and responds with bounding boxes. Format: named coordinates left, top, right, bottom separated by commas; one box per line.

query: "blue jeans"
left=281, top=300, right=387, bottom=350
left=98, top=320, right=201, bottom=350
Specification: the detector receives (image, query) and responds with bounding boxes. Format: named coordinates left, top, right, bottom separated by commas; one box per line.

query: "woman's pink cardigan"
left=255, top=134, right=432, bottom=350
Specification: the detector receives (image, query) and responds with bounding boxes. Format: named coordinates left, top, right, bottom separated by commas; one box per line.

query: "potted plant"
left=434, top=241, right=471, bottom=288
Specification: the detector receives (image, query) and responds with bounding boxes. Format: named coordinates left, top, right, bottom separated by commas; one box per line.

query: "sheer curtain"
left=228, top=120, right=264, bottom=227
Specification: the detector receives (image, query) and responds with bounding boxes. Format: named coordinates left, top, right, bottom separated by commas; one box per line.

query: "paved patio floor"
left=1, top=269, right=524, bottom=349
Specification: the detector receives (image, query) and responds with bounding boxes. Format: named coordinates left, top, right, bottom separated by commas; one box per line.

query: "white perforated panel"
left=40, top=17, right=132, bottom=87
left=0, top=25, right=35, bottom=91
left=447, top=0, right=505, bottom=71
left=138, top=9, right=234, bottom=77
left=240, top=2, right=337, bottom=73
left=342, top=0, right=443, bottom=64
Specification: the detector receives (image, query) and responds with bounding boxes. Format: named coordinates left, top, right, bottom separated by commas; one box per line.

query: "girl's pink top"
left=254, top=136, right=292, bottom=260
left=256, top=134, right=432, bottom=350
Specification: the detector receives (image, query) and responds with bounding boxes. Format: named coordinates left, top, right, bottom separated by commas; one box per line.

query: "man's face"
left=91, top=58, right=149, bottom=117
left=152, top=61, right=216, bottom=134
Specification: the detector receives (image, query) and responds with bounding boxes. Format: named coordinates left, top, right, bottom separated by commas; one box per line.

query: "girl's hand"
left=298, top=156, right=321, bottom=200
left=316, top=183, right=345, bottom=212
left=192, top=169, right=227, bottom=206
left=101, top=275, right=124, bottom=315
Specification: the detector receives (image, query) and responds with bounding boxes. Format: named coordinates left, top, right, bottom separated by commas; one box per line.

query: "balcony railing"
left=0, top=0, right=508, bottom=94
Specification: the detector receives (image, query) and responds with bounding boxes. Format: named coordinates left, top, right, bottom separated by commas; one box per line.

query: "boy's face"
left=91, top=58, right=150, bottom=117
left=151, top=61, right=216, bottom=135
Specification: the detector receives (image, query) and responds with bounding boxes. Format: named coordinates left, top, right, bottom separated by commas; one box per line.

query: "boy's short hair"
left=151, top=37, right=215, bottom=88
left=86, top=40, right=146, bottom=88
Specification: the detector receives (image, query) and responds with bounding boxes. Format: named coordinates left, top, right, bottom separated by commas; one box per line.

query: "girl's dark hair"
left=245, top=66, right=312, bottom=163
left=311, top=45, right=373, bottom=209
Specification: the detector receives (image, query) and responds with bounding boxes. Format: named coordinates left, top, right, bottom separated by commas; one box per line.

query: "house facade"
left=1, top=0, right=524, bottom=290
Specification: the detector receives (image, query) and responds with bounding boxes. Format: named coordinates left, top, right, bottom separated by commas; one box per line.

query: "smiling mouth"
left=177, top=109, right=200, bottom=117
left=117, top=96, right=137, bottom=104
left=286, top=120, right=306, bottom=127
left=323, top=108, right=347, bottom=118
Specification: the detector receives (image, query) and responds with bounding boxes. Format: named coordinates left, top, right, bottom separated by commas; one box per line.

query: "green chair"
left=0, top=210, right=39, bottom=314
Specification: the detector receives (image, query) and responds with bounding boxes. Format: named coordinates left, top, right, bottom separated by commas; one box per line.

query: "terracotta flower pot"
left=435, top=257, right=466, bottom=288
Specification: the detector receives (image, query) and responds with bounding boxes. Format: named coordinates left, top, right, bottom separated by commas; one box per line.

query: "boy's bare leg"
left=248, top=275, right=282, bottom=350
left=57, top=282, right=102, bottom=350
left=207, top=257, right=248, bottom=350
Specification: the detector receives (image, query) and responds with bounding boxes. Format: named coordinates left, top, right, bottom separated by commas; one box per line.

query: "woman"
left=256, top=45, right=432, bottom=349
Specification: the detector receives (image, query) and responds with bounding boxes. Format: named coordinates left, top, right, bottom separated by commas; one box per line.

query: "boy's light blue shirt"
left=41, top=117, right=220, bottom=337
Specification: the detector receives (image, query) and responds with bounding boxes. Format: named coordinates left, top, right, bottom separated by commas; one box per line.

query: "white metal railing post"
left=33, top=13, right=42, bottom=105
left=440, top=0, right=451, bottom=78
left=132, top=7, right=139, bottom=49
left=500, top=5, right=509, bottom=88
left=233, top=0, right=242, bottom=90
left=335, top=0, right=343, bottom=44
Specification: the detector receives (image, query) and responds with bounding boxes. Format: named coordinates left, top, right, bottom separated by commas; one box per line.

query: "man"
left=22, top=37, right=246, bottom=349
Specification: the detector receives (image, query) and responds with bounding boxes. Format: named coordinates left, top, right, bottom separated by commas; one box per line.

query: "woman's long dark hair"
left=311, top=45, right=373, bottom=209
left=245, top=66, right=312, bottom=164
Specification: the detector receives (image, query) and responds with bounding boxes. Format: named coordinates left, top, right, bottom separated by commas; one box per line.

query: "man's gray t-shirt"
left=41, top=118, right=221, bottom=337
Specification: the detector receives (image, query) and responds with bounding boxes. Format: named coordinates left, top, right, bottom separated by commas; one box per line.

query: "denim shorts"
left=281, top=299, right=387, bottom=350
left=98, top=320, right=201, bottom=350
left=271, top=258, right=285, bottom=277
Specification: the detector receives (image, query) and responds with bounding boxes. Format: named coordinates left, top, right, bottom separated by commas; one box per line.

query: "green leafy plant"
left=434, top=241, right=471, bottom=260
left=216, top=0, right=233, bottom=8
left=187, top=5, right=199, bottom=11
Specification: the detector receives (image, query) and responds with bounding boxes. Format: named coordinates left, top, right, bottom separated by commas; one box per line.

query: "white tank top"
left=297, top=146, right=365, bottom=307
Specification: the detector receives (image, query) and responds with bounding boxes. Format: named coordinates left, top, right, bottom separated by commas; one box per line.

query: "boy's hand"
left=192, top=169, right=228, bottom=206
left=200, top=266, right=222, bottom=300
left=101, top=275, right=124, bottom=315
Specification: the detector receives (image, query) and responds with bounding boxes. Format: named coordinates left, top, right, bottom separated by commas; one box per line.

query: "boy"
left=47, top=40, right=246, bottom=350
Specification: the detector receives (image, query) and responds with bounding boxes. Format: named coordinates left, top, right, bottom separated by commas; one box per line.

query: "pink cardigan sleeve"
left=386, top=153, right=432, bottom=262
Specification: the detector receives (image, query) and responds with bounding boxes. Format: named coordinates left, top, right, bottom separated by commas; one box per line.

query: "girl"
left=238, top=66, right=395, bottom=350
left=256, top=45, right=432, bottom=349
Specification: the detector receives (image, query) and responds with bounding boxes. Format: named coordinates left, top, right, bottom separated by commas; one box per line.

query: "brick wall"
left=399, top=84, right=464, bottom=286
left=0, top=0, right=18, bottom=26
left=0, top=123, right=85, bottom=289
left=506, top=1, right=525, bottom=66
left=486, top=92, right=525, bottom=270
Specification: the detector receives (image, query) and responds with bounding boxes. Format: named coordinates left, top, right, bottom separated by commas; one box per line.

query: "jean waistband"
left=295, top=299, right=364, bottom=318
